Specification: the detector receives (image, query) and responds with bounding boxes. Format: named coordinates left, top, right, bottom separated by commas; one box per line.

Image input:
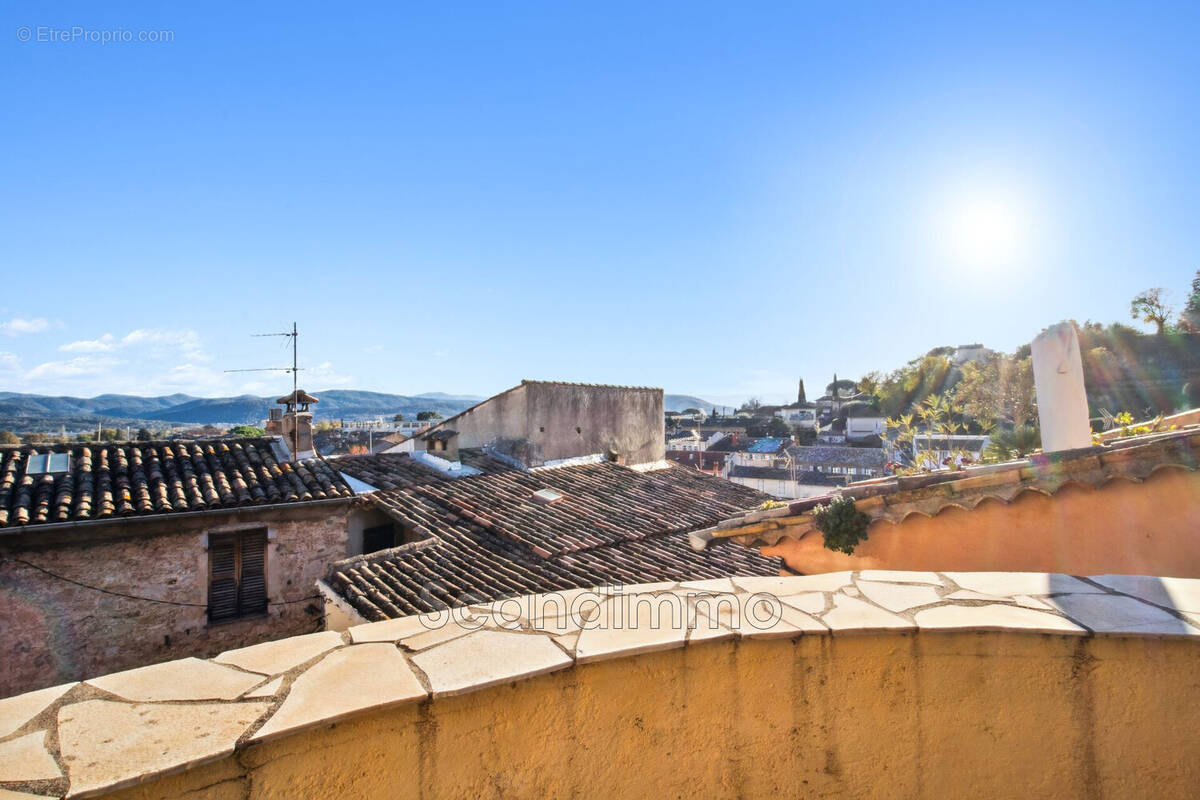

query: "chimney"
left=274, top=389, right=318, bottom=459
left=1031, top=323, right=1092, bottom=453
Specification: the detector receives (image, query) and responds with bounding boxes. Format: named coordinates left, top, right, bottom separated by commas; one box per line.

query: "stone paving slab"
left=575, top=595, right=690, bottom=663
left=252, top=644, right=426, bottom=742
left=0, top=732, right=61, bottom=782
left=348, top=614, right=439, bottom=643
left=779, top=592, right=827, bottom=615
left=915, top=604, right=1087, bottom=635
left=57, top=699, right=267, bottom=797
left=413, top=629, right=573, bottom=696
left=857, top=581, right=942, bottom=613
left=1046, top=594, right=1200, bottom=636
left=943, top=572, right=1100, bottom=596
left=1090, top=574, right=1200, bottom=613
left=5, top=572, right=1200, bottom=797
left=0, top=682, right=76, bottom=739
left=733, top=572, right=854, bottom=594
left=822, top=594, right=915, bottom=634
left=86, top=658, right=261, bottom=703
left=213, top=631, right=344, bottom=676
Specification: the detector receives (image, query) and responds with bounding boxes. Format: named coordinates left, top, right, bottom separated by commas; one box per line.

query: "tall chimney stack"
left=1031, top=323, right=1092, bottom=453
left=267, top=389, right=318, bottom=459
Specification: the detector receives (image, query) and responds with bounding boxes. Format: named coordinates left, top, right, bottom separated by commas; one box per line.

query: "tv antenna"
left=225, top=322, right=304, bottom=457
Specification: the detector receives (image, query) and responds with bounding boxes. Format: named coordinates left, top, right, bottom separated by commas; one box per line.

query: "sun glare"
left=938, top=187, right=1032, bottom=271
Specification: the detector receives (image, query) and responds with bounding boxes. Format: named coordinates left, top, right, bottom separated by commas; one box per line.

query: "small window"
left=208, top=529, right=268, bottom=623
left=362, top=523, right=397, bottom=554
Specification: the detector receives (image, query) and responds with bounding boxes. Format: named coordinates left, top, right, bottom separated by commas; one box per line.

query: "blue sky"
left=2, top=2, right=1197, bottom=405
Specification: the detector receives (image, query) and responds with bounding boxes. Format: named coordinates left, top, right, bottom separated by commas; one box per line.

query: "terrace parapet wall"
left=2, top=572, right=1199, bottom=798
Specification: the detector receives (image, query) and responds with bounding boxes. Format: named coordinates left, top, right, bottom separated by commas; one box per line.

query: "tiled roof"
left=730, top=465, right=794, bottom=481
left=710, top=425, right=1200, bottom=547
left=665, top=451, right=728, bottom=470
left=788, top=444, right=887, bottom=469
left=746, top=437, right=788, bottom=453
left=325, top=451, right=781, bottom=619
left=0, top=438, right=354, bottom=529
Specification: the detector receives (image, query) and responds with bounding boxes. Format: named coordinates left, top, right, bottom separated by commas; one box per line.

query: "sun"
left=939, top=187, right=1031, bottom=270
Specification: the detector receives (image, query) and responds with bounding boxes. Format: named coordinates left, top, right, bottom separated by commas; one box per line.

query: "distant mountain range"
left=0, top=390, right=720, bottom=428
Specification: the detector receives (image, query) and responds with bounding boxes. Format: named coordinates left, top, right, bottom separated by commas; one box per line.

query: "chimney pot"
left=1031, top=323, right=1092, bottom=453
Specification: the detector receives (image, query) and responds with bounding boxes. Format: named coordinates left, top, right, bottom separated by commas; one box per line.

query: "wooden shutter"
left=238, top=529, right=268, bottom=616
left=208, top=529, right=268, bottom=622
left=207, top=535, right=239, bottom=622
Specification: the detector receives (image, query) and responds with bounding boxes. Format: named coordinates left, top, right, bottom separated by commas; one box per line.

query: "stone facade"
left=0, top=499, right=358, bottom=698
left=415, top=381, right=666, bottom=467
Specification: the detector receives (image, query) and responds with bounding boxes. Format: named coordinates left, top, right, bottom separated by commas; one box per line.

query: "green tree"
left=229, top=425, right=266, bottom=437
left=99, top=428, right=120, bottom=442
left=416, top=410, right=442, bottom=421
left=136, top=427, right=153, bottom=441
left=681, top=407, right=702, bottom=415
left=1181, top=270, right=1200, bottom=331
left=1130, top=287, right=1173, bottom=334
left=392, top=413, right=405, bottom=422
left=0, top=430, right=19, bottom=445
left=739, top=397, right=763, bottom=413
left=953, top=354, right=1036, bottom=429
left=765, top=417, right=792, bottom=438
left=982, top=425, right=1042, bottom=462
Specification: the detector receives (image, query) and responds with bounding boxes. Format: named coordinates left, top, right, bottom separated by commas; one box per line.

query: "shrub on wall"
left=813, top=496, right=870, bottom=555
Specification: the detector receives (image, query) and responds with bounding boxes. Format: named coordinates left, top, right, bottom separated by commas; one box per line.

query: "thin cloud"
left=1, top=317, right=51, bottom=337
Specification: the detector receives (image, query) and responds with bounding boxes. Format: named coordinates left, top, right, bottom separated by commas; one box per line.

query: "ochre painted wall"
left=0, top=504, right=352, bottom=697
left=762, top=468, right=1200, bottom=578
left=96, top=633, right=1199, bottom=800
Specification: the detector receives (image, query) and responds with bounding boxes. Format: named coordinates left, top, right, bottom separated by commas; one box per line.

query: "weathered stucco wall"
left=0, top=502, right=354, bottom=698
left=92, top=633, right=1200, bottom=800
left=433, top=382, right=665, bottom=466
left=761, top=468, right=1200, bottom=577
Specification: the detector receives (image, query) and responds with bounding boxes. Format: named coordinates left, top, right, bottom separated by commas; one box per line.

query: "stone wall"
left=428, top=381, right=665, bottom=467
left=0, top=501, right=355, bottom=698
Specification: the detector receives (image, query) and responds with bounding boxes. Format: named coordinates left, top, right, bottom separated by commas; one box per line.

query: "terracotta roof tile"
left=0, top=438, right=354, bottom=529
left=325, top=451, right=782, bottom=619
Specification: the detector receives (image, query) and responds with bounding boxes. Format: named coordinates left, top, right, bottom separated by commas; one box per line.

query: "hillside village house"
left=0, top=409, right=372, bottom=697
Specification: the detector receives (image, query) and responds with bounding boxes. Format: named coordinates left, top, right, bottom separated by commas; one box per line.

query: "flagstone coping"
left=213, top=631, right=344, bottom=676
left=86, top=659, right=261, bottom=703
left=2, top=572, right=1199, bottom=797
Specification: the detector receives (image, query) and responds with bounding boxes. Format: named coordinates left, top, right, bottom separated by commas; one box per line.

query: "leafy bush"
left=813, top=496, right=871, bottom=555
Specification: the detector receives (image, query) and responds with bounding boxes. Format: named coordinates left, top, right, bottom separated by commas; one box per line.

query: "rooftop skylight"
left=531, top=487, right=565, bottom=505
left=26, top=453, right=70, bottom=475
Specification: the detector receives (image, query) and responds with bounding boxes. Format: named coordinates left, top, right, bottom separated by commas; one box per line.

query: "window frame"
left=207, top=528, right=269, bottom=624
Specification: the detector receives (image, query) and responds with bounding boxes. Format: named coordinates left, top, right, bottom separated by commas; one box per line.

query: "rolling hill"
left=0, top=389, right=719, bottom=428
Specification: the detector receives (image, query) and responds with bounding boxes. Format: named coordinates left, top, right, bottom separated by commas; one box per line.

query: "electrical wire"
left=2, top=557, right=320, bottom=607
